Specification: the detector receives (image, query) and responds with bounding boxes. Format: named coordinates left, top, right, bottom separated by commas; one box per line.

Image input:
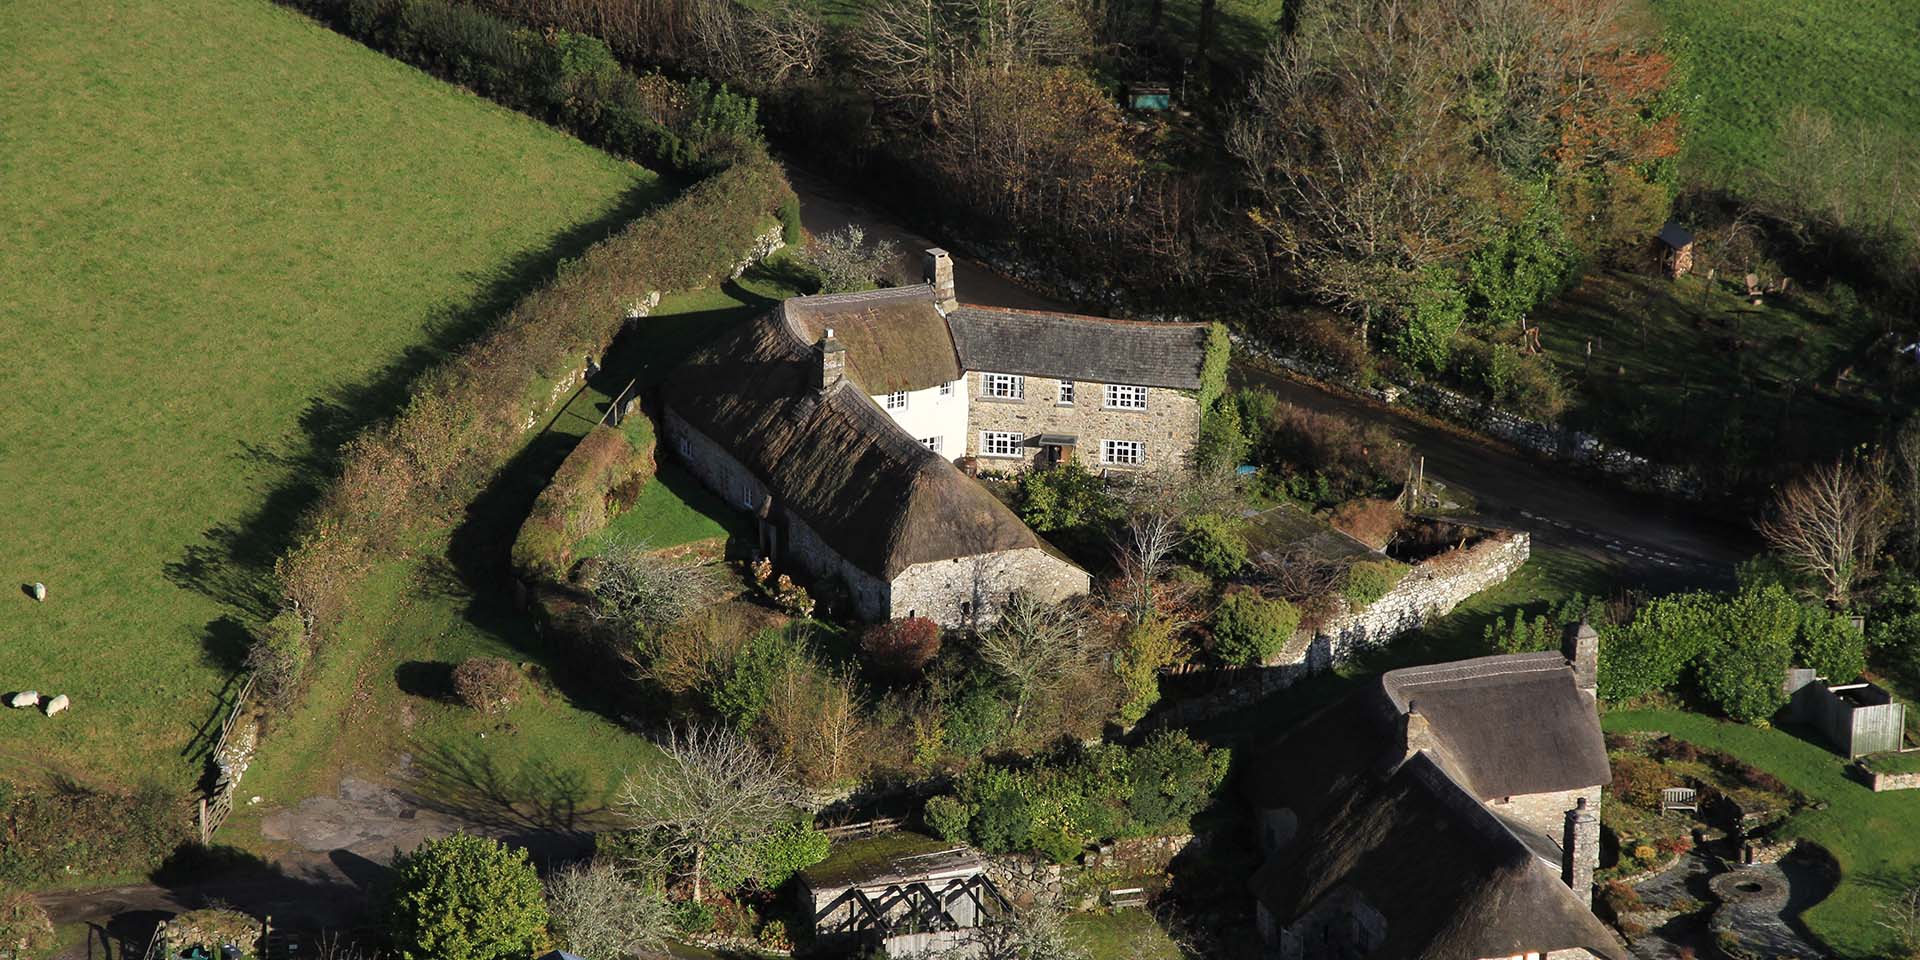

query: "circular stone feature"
left=1710, top=869, right=1789, bottom=908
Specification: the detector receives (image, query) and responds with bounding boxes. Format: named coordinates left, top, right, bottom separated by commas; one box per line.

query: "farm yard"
left=0, top=0, right=657, bottom=794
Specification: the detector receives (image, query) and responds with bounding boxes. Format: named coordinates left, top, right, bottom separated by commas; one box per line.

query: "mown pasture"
left=0, top=0, right=659, bottom=790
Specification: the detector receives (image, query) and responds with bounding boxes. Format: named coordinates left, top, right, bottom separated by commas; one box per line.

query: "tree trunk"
left=1197, top=0, right=1217, bottom=62
left=693, top=845, right=705, bottom=903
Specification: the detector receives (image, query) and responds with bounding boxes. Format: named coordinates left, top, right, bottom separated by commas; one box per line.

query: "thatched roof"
left=945, top=306, right=1210, bottom=389
left=1379, top=653, right=1611, bottom=799
left=1239, top=651, right=1622, bottom=960
left=1247, top=753, right=1629, bottom=960
left=665, top=305, right=1046, bottom=580
left=785, top=287, right=962, bottom=394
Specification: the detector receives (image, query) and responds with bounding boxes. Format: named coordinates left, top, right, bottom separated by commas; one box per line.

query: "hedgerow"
left=284, top=0, right=760, bottom=175
left=511, top=420, right=657, bottom=582
left=278, top=156, right=794, bottom=644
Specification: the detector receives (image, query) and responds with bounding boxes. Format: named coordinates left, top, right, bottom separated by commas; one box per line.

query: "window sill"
left=978, top=396, right=1026, bottom=404
left=980, top=453, right=1026, bottom=460
left=1054, top=402, right=1076, bottom=408
left=1102, top=406, right=1148, bottom=413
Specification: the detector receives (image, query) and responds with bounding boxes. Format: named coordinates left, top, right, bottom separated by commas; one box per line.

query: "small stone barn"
left=1657, top=221, right=1695, bottom=278
left=798, top=838, right=1008, bottom=957
left=1239, top=626, right=1627, bottom=960
left=662, top=302, right=1090, bottom=627
left=1785, top=668, right=1908, bottom=758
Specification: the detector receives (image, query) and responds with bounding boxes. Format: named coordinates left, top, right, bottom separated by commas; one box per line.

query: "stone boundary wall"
left=1230, top=335, right=1704, bottom=500
left=1148, top=531, right=1531, bottom=728
left=1864, top=767, right=1920, bottom=792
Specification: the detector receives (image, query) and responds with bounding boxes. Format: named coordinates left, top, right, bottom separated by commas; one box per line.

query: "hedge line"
left=281, top=0, right=759, bottom=175
left=511, top=419, right=657, bottom=583
left=277, top=157, right=795, bottom=638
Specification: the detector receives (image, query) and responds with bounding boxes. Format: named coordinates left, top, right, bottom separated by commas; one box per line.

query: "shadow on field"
left=404, top=738, right=606, bottom=840
left=160, top=178, right=673, bottom=658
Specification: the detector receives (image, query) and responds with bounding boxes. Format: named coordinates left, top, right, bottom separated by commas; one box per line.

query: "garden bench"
left=1661, top=787, right=1698, bottom=815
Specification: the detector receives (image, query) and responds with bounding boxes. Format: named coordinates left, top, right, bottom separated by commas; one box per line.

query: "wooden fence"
left=197, top=671, right=256, bottom=844
left=823, top=816, right=905, bottom=841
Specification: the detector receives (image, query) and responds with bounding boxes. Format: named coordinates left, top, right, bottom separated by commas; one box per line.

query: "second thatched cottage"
left=662, top=250, right=1219, bottom=626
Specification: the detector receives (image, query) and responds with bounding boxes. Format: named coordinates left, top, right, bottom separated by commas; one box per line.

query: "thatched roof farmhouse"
left=1239, top=624, right=1627, bottom=960
left=662, top=250, right=1209, bottom=626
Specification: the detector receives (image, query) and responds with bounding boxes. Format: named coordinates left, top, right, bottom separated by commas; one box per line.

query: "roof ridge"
left=952, top=303, right=1211, bottom=329
left=791, top=285, right=934, bottom=309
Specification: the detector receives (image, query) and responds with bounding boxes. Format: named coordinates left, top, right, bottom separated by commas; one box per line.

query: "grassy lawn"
left=1536, top=269, right=1901, bottom=478
left=0, top=0, right=657, bottom=791
left=1653, top=0, right=1920, bottom=190
left=1604, top=708, right=1920, bottom=958
left=231, top=261, right=813, bottom=842
left=1067, top=909, right=1189, bottom=960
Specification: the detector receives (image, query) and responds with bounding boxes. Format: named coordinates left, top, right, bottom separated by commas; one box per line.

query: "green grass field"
left=1536, top=269, right=1902, bottom=477
left=1605, top=708, right=1920, bottom=958
left=1654, top=0, right=1920, bottom=189
left=0, top=0, right=658, bottom=791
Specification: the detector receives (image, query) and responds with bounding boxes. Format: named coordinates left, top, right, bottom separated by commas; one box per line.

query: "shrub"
left=1194, top=396, right=1248, bottom=472
left=1600, top=878, right=1643, bottom=917
left=1126, top=731, right=1230, bottom=830
left=1608, top=755, right=1675, bottom=809
left=640, top=603, right=763, bottom=695
left=546, top=861, right=672, bottom=960
left=943, top=682, right=1011, bottom=757
left=732, top=815, right=830, bottom=890
left=925, top=795, right=972, bottom=842
left=246, top=608, right=311, bottom=708
left=671, top=899, right=716, bottom=935
left=166, top=908, right=261, bottom=959
left=383, top=834, right=548, bottom=960
left=0, top=893, right=54, bottom=960
left=1252, top=406, right=1406, bottom=507
left=1284, top=310, right=1373, bottom=379
left=1795, top=605, right=1866, bottom=683
left=1597, top=591, right=1717, bottom=702
left=801, top=225, right=897, bottom=293
left=0, top=781, right=187, bottom=887
left=1342, top=560, right=1407, bottom=610
left=860, top=617, right=942, bottom=679
left=1485, top=611, right=1557, bottom=654
left=1697, top=585, right=1797, bottom=723
left=1211, top=591, right=1301, bottom=666
left=1115, top=616, right=1181, bottom=725
left=451, top=657, right=523, bottom=714
left=778, top=194, right=803, bottom=246
left=589, top=540, right=717, bottom=637
left=710, top=627, right=809, bottom=728
left=1330, top=498, right=1404, bottom=551
left=1182, top=513, right=1248, bottom=580
left=1015, top=462, right=1119, bottom=534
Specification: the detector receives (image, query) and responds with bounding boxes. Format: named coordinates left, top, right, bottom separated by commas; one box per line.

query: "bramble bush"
left=246, top=608, right=311, bottom=709
left=451, top=657, right=523, bottom=714
left=382, top=834, right=548, bottom=960
left=0, top=892, right=54, bottom=960
left=1211, top=590, right=1300, bottom=666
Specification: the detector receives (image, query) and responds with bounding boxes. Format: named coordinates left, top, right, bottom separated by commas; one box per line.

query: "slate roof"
left=1658, top=221, right=1695, bottom=249
left=945, top=306, right=1210, bottom=390
left=1239, top=650, right=1622, bottom=960
left=664, top=304, right=1050, bottom=580
left=784, top=287, right=962, bottom=394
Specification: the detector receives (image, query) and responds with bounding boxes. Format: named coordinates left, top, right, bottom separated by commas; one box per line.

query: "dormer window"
left=984, top=373, right=1024, bottom=400
left=884, top=391, right=908, bottom=410
left=1104, top=384, right=1147, bottom=410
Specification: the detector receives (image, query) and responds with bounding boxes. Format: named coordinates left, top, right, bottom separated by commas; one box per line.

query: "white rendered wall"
left=872, top=379, right=969, bottom=461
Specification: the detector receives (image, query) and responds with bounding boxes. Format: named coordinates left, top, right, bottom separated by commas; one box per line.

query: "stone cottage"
left=661, top=249, right=1210, bottom=626
left=1239, top=623, right=1626, bottom=960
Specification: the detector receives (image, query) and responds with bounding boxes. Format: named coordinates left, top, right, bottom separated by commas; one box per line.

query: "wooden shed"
left=1657, top=221, right=1695, bottom=278
left=1786, top=668, right=1907, bottom=758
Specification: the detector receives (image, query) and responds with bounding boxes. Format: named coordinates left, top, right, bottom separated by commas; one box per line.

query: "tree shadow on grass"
left=401, top=738, right=607, bottom=852
left=160, top=179, right=671, bottom=659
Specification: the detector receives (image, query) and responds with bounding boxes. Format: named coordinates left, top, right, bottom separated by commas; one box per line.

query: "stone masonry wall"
left=890, top=547, right=1090, bottom=627
left=1867, top=768, right=1920, bottom=792
left=1496, top=784, right=1602, bottom=848
left=967, top=374, right=1199, bottom=474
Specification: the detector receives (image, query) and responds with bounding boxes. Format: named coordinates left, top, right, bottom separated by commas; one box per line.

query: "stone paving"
left=1623, top=849, right=1829, bottom=960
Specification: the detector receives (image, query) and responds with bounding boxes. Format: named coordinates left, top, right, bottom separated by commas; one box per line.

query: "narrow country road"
left=786, top=162, right=1754, bottom=582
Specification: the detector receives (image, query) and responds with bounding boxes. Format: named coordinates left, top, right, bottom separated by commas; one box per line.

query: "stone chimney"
left=924, top=248, right=957, bottom=313
left=1562, top=796, right=1599, bottom=906
left=1563, top=621, right=1599, bottom=698
left=1401, top=702, right=1433, bottom=764
left=816, top=327, right=846, bottom=394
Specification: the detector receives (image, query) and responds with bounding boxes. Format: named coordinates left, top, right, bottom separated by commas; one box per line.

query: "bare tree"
left=614, top=725, right=802, bottom=901
left=1111, top=473, right=1192, bottom=622
left=546, top=861, right=673, bottom=960
left=587, top=539, right=717, bottom=637
left=1894, top=419, right=1920, bottom=566
left=748, top=0, right=826, bottom=85
left=803, top=225, right=901, bottom=293
left=1880, top=880, right=1920, bottom=960
left=979, top=592, right=1095, bottom=725
left=686, top=0, right=824, bottom=88
left=1756, top=459, right=1893, bottom=606
left=758, top=659, right=864, bottom=786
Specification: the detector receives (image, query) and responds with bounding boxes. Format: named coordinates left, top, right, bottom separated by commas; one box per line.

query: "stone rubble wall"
left=1865, top=767, right=1920, bottom=792
left=1148, top=531, right=1530, bottom=728
left=1231, top=335, right=1704, bottom=500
